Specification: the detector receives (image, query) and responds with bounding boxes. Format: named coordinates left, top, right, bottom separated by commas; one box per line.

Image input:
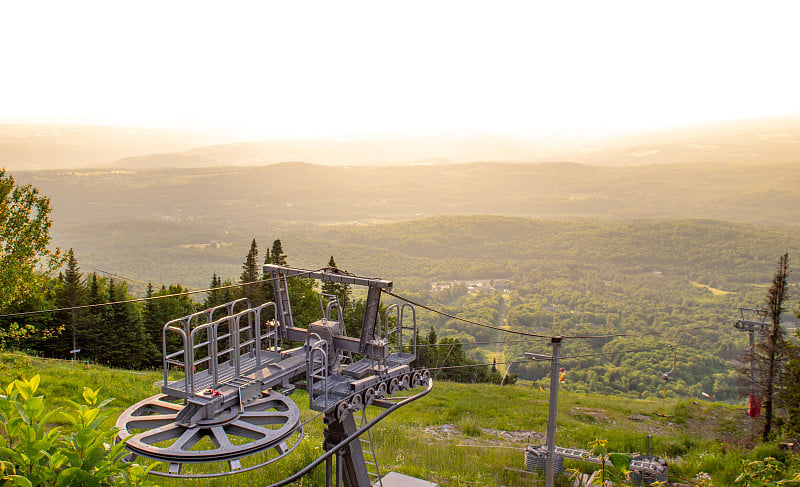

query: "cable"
left=415, top=338, right=546, bottom=348
left=385, top=290, right=552, bottom=338
left=559, top=345, right=673, bottom=361
left=427, top=360, right=529, bottom=371
left=386, top=290, right=719, bottom=341
left=0, top=267, right=326, bottom=319
left=425, top=345, right=676, bottom=371
left=80, top=265, right=150, bottom=285
left=565, top=323, right=717, bottom=339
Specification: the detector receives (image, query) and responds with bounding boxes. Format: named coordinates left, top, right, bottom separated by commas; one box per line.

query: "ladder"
left=359, top=408, right=383, bottom=486
left=270, top=269, right=294, bottom=330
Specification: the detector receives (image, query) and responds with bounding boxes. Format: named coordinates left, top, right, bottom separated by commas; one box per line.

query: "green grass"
left=0, top=353, right=783, bottom=486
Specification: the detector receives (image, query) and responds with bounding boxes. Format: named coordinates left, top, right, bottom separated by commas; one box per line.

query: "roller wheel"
left=363, top=387, right=376, bottom=406
left=336, top=401, right=350, bottom=421
left=388, top=378, right=399, bottom=395
left=349, top=393, right=363, bottom=412
left=400, top=374, right=411, bottom=391
left=376, top=382, right=388, bottom=398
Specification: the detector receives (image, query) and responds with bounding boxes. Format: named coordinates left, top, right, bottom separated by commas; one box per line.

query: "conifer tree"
left=760, top=253, right=789, bottom=440
left=261, top=254, right=275, bottom=304
left=270, top=240, right=287, bottom=266
left=98, top=278, right=154, bottom=369
left=54, top=249, right=86, bottom=357
left=144, top=283, right=195, bottom=365
left=204, top=272, right=226, bottom=309
left=82, top=272, right=108, bottom=361
left=321, top=256, right=351, bottom=315
left=239, top=239, right=261, bottom=304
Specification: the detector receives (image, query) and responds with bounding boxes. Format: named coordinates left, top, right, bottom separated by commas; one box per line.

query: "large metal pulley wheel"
left=116, top=390, right=302, bottom=477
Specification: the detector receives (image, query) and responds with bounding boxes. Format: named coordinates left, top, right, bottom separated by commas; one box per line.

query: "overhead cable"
left=0, top=268, right=325, bottom=319
left=386, top=290, right=718, bottom=341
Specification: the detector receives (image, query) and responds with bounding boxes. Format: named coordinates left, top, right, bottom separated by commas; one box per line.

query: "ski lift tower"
left=115, top=265, right=434, bottom=487
left=733, top=307, right=769, bottom=394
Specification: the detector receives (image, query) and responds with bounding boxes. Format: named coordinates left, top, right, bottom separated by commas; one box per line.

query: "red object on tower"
left=748, top=394, right=762, bottom=418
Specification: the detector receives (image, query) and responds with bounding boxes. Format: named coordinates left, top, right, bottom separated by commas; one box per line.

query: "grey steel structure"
left=116, top=265, right=432, bottom=486
left=733, top=307, right=769, bottom=390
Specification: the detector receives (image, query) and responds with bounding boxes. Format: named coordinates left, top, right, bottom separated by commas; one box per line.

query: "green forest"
left=4, top=214, right=799, bottom=404
left=4, top=158, right=800, bottom=485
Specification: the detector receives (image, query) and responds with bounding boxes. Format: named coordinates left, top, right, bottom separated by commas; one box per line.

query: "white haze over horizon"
left=2, top=1, right=800, bottom=142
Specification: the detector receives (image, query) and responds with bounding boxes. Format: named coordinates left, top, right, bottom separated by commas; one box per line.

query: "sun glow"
left=2, top=1, right=799, bottom=139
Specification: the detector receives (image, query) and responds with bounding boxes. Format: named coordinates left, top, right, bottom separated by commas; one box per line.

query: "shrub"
left=0, top=375, right=157, bottom=486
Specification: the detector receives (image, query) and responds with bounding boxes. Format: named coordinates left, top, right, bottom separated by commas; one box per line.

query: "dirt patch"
left=422, top=424, right=543, bottom=443
left=571, top=407, right=610, bottom=422
left=480, top=428, right=543, bottom=443
left=422, top=424, right=459, bottom=439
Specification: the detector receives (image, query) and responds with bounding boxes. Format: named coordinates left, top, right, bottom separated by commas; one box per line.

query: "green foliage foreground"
left=0, top=374, right=155, bottom=487
left=3, top=355, right=800, bottom=486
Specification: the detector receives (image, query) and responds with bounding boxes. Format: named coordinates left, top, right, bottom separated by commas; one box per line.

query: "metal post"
left=749, top=330, right=756, bottom=392
left=545, top=336, right=562, bottom=487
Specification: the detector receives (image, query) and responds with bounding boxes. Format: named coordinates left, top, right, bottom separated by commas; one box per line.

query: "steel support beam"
left=323, top=410, right=371, bottom=487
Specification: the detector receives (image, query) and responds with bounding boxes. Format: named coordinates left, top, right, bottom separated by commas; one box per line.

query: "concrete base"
left=377, top=471, right=438, bottom=487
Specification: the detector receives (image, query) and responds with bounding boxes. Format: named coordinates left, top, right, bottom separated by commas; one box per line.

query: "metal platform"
left=377, top=472, right=439, bottom=487
left=164, top=349, right=283, bottom=396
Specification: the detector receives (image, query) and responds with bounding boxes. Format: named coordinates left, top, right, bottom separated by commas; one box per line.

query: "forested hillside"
left=44, top=216, right=800, bottom=293
left=5, top=214, right=798, bottom=402
left=12, top=161, right=800, bottom=227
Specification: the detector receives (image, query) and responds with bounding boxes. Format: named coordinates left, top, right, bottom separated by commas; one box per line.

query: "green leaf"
left=28, top=375, right=40, bottom=395
left=96, top=397, right=114, bottom=409
left=23, top=396, right=43, bottom=420
left=75, top=428, right=96, bottom=450
left=608, top=452, right=632, bottom=472
left=2, top=475, right=34, bottom=487
left=56, top=466, right=82, bottom=487
left=13, top=402, right=30, bottom=425
left=82, top=387, right=99, bottom=407
left=45, top=451, right=68, bottom=470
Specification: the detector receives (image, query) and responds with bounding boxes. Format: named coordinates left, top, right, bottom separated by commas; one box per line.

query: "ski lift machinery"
left=115, top=265, right=434, bottom=486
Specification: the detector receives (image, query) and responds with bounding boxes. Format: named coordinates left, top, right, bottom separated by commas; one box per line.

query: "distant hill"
left=566, top=114, right=800, bottom=166
left=113, top=133, right=552, bottom=168
left=0, top=124, right=227, bottom=170
left=15, top=160, right=800, bottom=228
left=3, top=115, right=800, bottom=170
left=112, top=114, right=800, bottom=168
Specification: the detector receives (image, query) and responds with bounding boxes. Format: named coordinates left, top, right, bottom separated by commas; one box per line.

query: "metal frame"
left=118, top=265, right=430, bottom=486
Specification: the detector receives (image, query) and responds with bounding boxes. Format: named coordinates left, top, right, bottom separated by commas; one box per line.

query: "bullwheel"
left=115, top=390, right=302, bottom=477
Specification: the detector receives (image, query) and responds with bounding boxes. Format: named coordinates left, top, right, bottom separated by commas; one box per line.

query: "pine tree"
left=321, top=256, right=351, bottom=316
left=98, top=279, right=155, bottom=369
left=761, top=253, right=789, bottom=441
left=54, top=249, right=86, bottom=357
left=261, top=253, right=275, bottom=304
left=143, top=283, right=196, bottom=365
left=270, top=240, right=287, bottom=266
left=204, top=272, right=226, bottom=309
left=239, top=239, right=261, bottom=304
left=82, top=272, right=108, bottom=361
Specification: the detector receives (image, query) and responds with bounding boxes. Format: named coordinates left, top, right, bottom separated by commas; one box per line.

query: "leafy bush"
left=0, top=375, right=157, bottom=486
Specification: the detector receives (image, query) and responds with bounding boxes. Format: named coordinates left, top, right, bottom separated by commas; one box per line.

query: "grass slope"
left=0, top=353, right=763, bottom=486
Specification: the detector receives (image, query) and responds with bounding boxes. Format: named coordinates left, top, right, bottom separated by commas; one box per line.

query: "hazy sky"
left=2, top=1, right=799, bottom=139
